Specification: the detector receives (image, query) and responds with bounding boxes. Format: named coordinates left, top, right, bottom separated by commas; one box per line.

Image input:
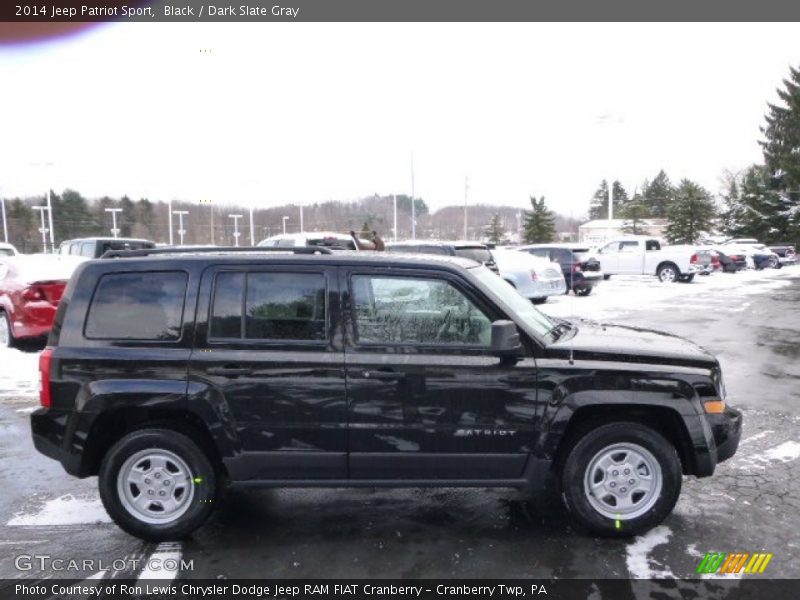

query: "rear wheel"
left=768, top=256, right=779, bottom=269
left=574, top=286, right=592, bottom=296
left=531, top=297, right=547, bottom=305
left=560, top=422, right=682, bottom=537
left=99, top=428, right=218, bottom=541
left=0, top=311, right=15, bottom=349
left=603, top=274, right=612, bottom=281
left=656, top=263, right=679, bottom=283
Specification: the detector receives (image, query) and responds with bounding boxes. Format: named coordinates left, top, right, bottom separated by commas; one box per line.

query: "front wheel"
left=99, top=429, right=218, bottom=541
left=560, top=422, right=682, bottom=537
left=574, top=286, right=592, bottom=296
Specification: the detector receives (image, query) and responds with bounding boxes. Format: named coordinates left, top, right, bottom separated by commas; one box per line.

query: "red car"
left=0, top=255, right=82, bottom=348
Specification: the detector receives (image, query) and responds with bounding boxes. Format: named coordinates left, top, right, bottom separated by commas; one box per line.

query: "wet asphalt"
left=0, top=273, right=798, bottom=584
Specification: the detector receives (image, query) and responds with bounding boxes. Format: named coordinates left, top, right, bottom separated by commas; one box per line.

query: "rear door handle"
left=361, top=370, right=403, bottom=381
left=207, top=366, right=252, bottom=377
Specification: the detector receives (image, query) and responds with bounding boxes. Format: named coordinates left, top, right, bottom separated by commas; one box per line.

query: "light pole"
left=299, top=205, right=304, bottom=233
left=105, top=208, right=122, bottom=238
left=249, top=208, right=255, bottom=246
left=33, top=206, right=49, bottom=252
left=173, top=210, right=189, bottom=246
left=463, top=176, right=469, bottom=240
left=168, top=199, right=174, bottom=246
left=282, top=216, right=289, bottom=235
left=229, top=214, right=243, bottom=247
left=410, top=152, right=416, bottom=239
left=393, top=194, right=397, bottom=242
left=46, top=189, right=54, bottom=252
left=1, top=191, right=8, bottom=244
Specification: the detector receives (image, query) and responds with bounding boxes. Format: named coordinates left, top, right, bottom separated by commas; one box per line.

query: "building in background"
left=578, top=218, right=667, bottom=245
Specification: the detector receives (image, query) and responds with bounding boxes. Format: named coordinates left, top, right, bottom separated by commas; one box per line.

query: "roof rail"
left=101, top=246, right=333, bottom=259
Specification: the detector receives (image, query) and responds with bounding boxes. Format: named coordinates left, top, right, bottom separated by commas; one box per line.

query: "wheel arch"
left=551, top=403, right=698, bottom=476
left=80, top=406, right=229, bottom=479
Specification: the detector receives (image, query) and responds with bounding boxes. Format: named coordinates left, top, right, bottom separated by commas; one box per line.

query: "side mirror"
left=490, top=320, right=523, bottom=359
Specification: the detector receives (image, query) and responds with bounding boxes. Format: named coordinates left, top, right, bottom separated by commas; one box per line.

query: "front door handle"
left=361, top=370, right=403, bottom=381
left=208, top=366, right=252, bottom=377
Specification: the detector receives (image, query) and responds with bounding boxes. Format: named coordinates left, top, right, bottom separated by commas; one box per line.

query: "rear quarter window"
left=84, top=271, right=188, bottom=340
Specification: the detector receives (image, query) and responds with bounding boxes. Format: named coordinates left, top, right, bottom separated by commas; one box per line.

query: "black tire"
left=0, top=311, right=15, bottom=349
left=574, top=286, right=592, bottom=296
left=99, top=428, right=218, bottom=541
left=603, top=274, right=611, bottom=281
left=560, top=422, right=682, bottom=537
left=656, top=263, right=680, bottom=283
left=531, top=297, right=547, bottom=305
left=678, top=274, right=695, bottom=283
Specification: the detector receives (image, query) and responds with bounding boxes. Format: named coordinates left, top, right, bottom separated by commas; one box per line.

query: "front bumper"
left=707, top=406, right=743, bottom=465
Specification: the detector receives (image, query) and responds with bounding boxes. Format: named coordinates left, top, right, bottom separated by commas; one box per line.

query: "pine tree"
left=485, top=213, right=506, bottom=244
left=759, top=65, right=800, bottom=242
left=588, top=180, right=626, bottom=220
left=619, top=192, right=651, bottom=235
left=665, top=179, right=717, bottom=244
left=523, top=195, right=556, bottom=243
left=722, top=165, right=790, bottom=242
left=359, top=221, right=372, bottom=239
left=119, top=195, right=136, bottom=238
left=642, top=170, right=674, bottom=218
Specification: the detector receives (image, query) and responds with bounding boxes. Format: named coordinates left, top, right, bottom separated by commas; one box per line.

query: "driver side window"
left=351, top=275, right=491, bottom=347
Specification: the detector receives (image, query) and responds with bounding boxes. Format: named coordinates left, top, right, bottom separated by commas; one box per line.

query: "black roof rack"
left=101, top=246, right=333, bottom=259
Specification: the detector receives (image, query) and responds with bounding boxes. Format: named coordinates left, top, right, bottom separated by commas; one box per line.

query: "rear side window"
left=209, top=271, right=327, bottom=342
left=85, top=271, right=188, bottom=340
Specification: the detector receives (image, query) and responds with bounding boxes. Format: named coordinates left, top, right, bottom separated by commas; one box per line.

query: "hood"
left=546, top=320, right=718, bottom=369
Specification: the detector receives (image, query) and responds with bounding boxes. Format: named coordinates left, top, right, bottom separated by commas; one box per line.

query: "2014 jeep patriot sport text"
left=31, top=248, right=741, bottom=541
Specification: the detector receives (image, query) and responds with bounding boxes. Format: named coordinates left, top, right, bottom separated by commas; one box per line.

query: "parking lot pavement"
left=1, top=270, right=798, bottom=583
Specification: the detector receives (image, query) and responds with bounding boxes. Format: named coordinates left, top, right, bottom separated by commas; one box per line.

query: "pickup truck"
left=596, top=236, right=700, bottom=282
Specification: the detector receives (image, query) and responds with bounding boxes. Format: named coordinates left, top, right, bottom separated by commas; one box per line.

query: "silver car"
left=492, top=248, right=567, bottom=304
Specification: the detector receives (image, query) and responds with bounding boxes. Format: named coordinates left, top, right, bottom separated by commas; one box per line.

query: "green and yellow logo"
left=696, top=552, right=773, bottom=575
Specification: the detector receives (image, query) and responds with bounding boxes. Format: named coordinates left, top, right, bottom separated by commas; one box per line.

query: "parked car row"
left=1, top=232, right=796, bottom=347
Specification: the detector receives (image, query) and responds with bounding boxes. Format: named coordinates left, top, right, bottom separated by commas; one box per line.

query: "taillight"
left=690, top=253, right=698, bottom=264
left=23, top=282, right=65, bottom=305
left=22, top=286, right=44, bottom=302
left=571, top=262, right=582, bottom=273
left=39, top=347, right=53, bottom=408
left=530, top=270, right=538, bottom=282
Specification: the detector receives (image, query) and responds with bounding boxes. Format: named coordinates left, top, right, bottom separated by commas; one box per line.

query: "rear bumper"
left=11, top=303, right=56, bottom=339
left=31, top=408, right=85, bottom=477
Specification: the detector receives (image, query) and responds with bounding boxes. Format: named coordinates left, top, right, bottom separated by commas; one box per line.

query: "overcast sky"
left=0, top=23, right=798, bottom=218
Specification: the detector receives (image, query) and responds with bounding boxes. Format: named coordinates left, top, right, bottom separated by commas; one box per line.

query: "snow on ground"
left=0, top=348, right=39, bottom=398
left=540, top=268, right=796, bottom=320
left=625, top=525, right=675, bottom=579
left=7, top=494, right=111, bottom=526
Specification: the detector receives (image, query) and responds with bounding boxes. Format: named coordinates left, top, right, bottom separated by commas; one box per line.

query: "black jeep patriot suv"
left=31, top=247, right=741, bottom=541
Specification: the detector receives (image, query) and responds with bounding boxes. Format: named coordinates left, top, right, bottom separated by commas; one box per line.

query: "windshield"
left=455, top=247, right=493, bottom=263
left=471, top=266, right=556, bottom=338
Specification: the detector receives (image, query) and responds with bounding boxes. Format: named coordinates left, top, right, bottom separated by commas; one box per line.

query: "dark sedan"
left=517, top=244, right=603, bottom=296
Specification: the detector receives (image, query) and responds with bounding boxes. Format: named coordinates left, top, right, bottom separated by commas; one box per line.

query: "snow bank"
left=0, top=348, right=39, bottom=398
left=763, top=441, right=800, bottom=463
left=7, top=494, right=111, bottom=526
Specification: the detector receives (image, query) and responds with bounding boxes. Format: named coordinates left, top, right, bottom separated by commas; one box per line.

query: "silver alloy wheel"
left=117, top=448, right=195, bottom=525
left=583, top=442, right=663, bottom=520
left=0, top=314, right=10, bottom=348
left=658, top=267, right=676, bottom=282
left=768, top=256, right=778, bottom=268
